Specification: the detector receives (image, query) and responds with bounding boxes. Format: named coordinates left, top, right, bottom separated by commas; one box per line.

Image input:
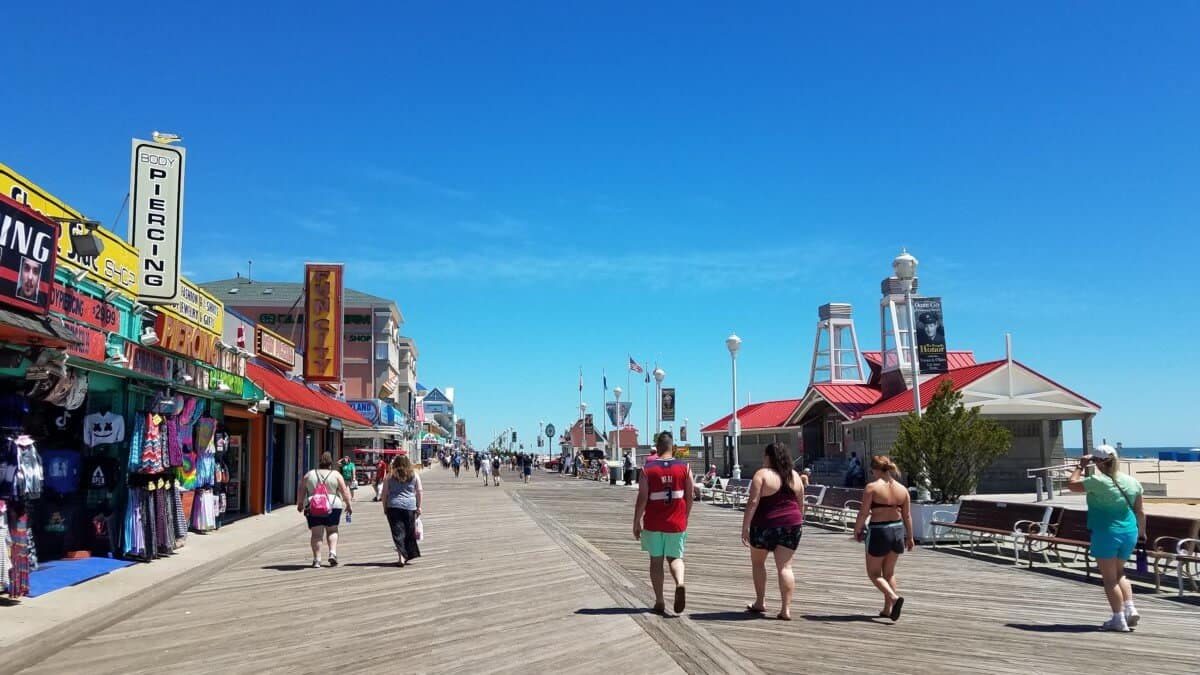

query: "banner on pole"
left=912, top=296, right=948, bottom=374
left=660, top=387, right=676, bottom=422
left=605, top=401, right=632, bottom=427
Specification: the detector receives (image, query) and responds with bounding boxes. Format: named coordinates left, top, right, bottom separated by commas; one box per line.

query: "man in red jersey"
left=633, top=431, right=694, bottom=615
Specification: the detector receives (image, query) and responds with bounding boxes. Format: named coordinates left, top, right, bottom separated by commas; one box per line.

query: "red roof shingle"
left=811, top=383, right=883, bottom=420
left=701, top=399, right=802, bottom=434
left=863, top=350, right=977, bottom=370
left=246, top=363, right=373, bottom=427
left=858, top=360, right=1006, bottom=417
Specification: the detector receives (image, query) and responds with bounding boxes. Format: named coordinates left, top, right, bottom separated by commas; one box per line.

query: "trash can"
left=609, top=462, right=619, bottom=485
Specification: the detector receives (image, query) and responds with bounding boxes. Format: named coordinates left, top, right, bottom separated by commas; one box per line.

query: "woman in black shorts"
left=740, top=443, right=805, bottom=621
left=852, top=455, right=914, bottom=621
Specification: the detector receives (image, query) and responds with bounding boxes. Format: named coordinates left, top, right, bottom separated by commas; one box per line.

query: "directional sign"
left=545, top=424, right=555, bottom=438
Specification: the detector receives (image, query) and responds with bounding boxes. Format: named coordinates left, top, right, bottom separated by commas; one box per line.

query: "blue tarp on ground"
left=28, top=557, right=134, bottom=598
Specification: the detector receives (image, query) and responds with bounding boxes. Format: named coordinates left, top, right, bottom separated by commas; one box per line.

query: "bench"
left=930, top=500, right=1053, bottom=564
left=716, top=479, right=752, bottom=508
left=1175, top=537, right=1200, bottom=596
left=803, top=484, right=827, bottom=511
left=805, top=487, right=863, bottom=531
left=697, top=478, right=727, bottom=502
left=1144, top=514, right=1200, bottom=593
left=1025, top=507, right=1092, bottom=576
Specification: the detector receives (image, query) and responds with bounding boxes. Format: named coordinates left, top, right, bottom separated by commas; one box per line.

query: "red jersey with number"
left=642, top=458, right=690, bottom=533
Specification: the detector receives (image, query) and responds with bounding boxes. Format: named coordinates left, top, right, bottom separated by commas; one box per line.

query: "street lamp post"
left=726, top=333, right=742, bottom=479
left=893, top=248, right=921, bottom=418
left=653, top=367, right=665, bottom=434
left=613, top=387, right=622, bottom=462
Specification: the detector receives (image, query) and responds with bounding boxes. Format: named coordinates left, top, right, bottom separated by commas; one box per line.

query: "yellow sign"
left=303, top=263, right=343, bottom=383
left=159, top=277, right=223, bottom=336
left=0, top=162, right=141, bottom=296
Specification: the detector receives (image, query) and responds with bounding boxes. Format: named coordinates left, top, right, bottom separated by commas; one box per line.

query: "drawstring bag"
left=308, top=471, right=333, bottom=517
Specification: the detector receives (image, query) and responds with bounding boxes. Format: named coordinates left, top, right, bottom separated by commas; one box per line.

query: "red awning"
left=245, top=362, right=372, bottom=427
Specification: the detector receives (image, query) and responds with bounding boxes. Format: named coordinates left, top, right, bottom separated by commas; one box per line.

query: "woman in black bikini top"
left=851, top=455, right=914, bottom=622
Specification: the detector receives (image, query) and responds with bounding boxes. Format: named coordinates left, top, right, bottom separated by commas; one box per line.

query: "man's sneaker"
left=328, top=554, right=339, bottom=567
left=311, top=559, right=321, bottom=569
left=1125, top=607, right=1140, bottom=628
left=1101, top=617, right=1131, bottom=632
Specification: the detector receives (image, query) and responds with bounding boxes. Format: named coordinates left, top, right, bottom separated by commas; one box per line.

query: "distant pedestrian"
left=491, top=455, right=502, bottom=486
left=339, top=456, right=358, bottom=501
left=373, top=457, right=389, bottom=501
left=522, top=453, right=533, bottom=483
left=482, top=454, right=492, bottom=486
left=801, top=468, right=812, bottom=489
left=845, top=452, right=864, bottom=487
left=741, top=443, right=805, bottom=621
left=1067, top=444, right=1146, bottom=632
left=297, top=452, right=353, bottom=568
left=474, top=453, right=482, bottom=478
left=851, top=455, right=913, bottom=622
left=633, top=432, right=693, bottom=616
left=381, top=454, right=422, bottom=566
left=623, top=451, right=635, bottom=486
left=451, top=453, right=461, bottom=478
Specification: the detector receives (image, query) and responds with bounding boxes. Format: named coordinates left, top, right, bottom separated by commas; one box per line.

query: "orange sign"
left=303, top=263, right=343, bottom=383
left=156, top=312, right=220, bottom=366
left=256, top=325, right=296, bottom=370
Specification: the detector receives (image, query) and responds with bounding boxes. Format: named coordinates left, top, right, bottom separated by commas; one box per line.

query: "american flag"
left=628, top=356, right=643, bottom=374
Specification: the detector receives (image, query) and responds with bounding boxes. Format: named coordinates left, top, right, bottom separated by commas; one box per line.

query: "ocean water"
left=1065, top=447, right=1200, bottom=459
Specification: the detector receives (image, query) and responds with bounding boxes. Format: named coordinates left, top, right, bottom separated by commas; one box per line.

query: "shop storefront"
left=244, top=362, right=370, bottom=512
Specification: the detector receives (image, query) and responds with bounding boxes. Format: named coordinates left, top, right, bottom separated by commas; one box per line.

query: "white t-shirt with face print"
left=84, top=412, right=126, bottom=447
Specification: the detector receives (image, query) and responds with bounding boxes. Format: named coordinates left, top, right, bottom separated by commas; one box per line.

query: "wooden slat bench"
left=930, top=500, right=1053, bottom=563
left=806, top=487, right=863, bottom=531
left=1025, top=507, right=1092, bottom=575
left=1145, top=514, right=1200, bottom=593
left=1175, top=537, right=1200, bottom=596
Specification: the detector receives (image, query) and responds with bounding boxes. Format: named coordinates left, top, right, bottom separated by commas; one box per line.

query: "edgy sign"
left=128, top=139, right=185, bottom=304
left=49, top=283, right=120, bottom=332
left=0, top=193, right=58, bottom=313
left=155, top=312, right=220, bottom=366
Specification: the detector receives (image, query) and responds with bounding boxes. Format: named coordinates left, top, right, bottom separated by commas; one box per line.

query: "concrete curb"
left=1, top=514, right=303, bottom=675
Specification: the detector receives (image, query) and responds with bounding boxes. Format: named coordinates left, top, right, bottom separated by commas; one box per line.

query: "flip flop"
left=776, top=613, right=792, bottom=621
left=746, top=604, right=766, bottom=614
left=652, top=602, right=666, bottom=615
left=878, top=611, right=890, bottom=618
left=889, top=597, right=905, bottom=622
left=674, top=586, right=687, bottom=614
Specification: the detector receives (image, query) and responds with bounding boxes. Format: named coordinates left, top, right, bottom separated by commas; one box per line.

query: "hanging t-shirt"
left=84, top=412, right=126, bottom=447
left=83, top=456, right=120, bottom=491
left=36, top=496, right=83, bottom=559
left=41, top=449, right=82, bottom=495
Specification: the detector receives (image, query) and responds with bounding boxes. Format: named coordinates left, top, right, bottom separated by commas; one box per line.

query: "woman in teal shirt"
left=1067, top=444, right=1146, bottom=632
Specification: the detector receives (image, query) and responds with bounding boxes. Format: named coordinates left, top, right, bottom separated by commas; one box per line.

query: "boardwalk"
left=14, top=467, right=1200, bottom=674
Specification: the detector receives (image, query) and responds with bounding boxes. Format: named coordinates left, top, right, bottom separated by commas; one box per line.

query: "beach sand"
left=976, top=460, right=1200, bottom=518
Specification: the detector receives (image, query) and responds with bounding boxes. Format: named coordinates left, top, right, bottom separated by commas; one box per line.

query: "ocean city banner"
left=913, top=296, right=948, bottom=374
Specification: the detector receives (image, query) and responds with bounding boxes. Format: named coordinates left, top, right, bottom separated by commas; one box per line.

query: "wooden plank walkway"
left=15, top=466, right=1200, bottom=674
left=16, top=468, right=682, bottom=675
left=516, top=469, right=1200, bottom=675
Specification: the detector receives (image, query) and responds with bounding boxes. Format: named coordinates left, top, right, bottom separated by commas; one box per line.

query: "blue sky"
left=3, top=2, right=1197, bottom=447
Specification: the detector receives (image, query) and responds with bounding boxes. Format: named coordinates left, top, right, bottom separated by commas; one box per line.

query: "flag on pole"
left=579, top=367, right=583, bottom=392
left=603, top=370, right=608, bottom=392
left=628, top=356, right=644, bottom=374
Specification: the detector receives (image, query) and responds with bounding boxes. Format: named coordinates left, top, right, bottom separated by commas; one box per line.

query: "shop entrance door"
left=271, top=421, right=298, bottom=506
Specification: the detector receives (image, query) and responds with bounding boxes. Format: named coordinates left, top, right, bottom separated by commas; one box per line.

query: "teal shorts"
left=1091, top=529, right=1138, bottom=560
left=641, top=530, right=687, bottom=559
